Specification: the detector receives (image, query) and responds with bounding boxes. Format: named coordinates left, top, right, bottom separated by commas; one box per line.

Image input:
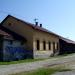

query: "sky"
left=0, top=0, right=75, bottom=40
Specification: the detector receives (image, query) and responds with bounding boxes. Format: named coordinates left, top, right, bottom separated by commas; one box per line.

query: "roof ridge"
left=6, top=15, right=60, bottom=37
left=1, top=15, right=75, bottom=44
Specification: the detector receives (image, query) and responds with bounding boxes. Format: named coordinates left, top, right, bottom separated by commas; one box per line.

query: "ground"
left=52, top=60, right=75, bottom=75
left=1, top=54, right=75, bottom=75
left=53, top=71, right=75, bottom=75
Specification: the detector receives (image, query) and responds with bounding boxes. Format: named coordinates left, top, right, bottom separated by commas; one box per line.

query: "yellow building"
left=1, top=15, right=60, bottom=58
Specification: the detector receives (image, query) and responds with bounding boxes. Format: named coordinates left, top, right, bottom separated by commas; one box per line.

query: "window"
left=8, top=23, right=12, bottom=26
left=53, top=42, right=55, bottom=50
left=57, top=43, right=59, bottom=50
left=43, top=41, right=46, bottom=50
left=48, top=42, right=51, bottom=50
left=53, top=42, right=55, bottom=53
left=36, top=40, right=40, bottom=50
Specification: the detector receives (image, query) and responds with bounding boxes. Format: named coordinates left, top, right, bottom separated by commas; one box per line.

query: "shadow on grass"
left=0, top=58, right=44, bottom=65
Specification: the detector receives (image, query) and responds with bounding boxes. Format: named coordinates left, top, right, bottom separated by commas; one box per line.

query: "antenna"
left=34, top=18, right=38, bottom=23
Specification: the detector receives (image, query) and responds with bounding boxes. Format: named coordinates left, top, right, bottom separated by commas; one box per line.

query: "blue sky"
left=0, top=0, right=75, bottom=40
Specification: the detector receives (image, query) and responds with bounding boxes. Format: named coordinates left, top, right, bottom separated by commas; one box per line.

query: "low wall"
left=34, top=51, right=53, bottom=59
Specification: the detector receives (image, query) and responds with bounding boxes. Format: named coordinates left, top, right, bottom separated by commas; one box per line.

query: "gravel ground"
left=53, top=71, right=75, bottom=75
left=1, top=55, right=75, bottom=75
left=52, top=57, right=75, bottom=75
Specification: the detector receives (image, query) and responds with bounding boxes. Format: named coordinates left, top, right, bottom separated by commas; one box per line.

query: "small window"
left=43, top=41, right=46, bottom=50
left=48, top=42, right=51, bottom=50
left=8, top=23, right=12, bottom=26
left=36, top=40, right=40, bottom=50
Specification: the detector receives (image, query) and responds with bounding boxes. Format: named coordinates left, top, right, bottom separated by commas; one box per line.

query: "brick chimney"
left=35, top=22, right=38, bottom=26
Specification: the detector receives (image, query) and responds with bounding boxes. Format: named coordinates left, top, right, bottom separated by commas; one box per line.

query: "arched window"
left=48, top=42, right=51, bottom=50
left=57, top=43, right=59, bottom=50
left=36, top=40, right=40, bottom=50
left=43, top=41, right=46, bottom=50
left=53, top=42, right=55, bottom=53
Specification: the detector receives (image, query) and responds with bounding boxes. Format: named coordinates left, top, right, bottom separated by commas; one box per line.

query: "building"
left=0, top=15, right=75, bottom=61
left=59, top=37, right=75, bottom=54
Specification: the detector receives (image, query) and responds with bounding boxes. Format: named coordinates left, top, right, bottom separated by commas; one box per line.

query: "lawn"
left=10, top=67, right=71, bottom=75
left=0, top=58, right=44, bottom=65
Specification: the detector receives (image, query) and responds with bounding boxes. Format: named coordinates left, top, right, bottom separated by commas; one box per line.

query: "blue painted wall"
left=3, top=46, right=33, bottom=61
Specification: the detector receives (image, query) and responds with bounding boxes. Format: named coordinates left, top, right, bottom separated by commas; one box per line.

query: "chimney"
left=35, top=22, right=38, bottom=26
left=40, top=24, right=42, bottom=27
left=34, top=18, right=38, bottom=26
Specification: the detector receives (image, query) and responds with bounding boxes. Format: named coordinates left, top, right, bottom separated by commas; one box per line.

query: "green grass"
left=10, top=67, right=71, bottom=75
left=0, top=58, right=44, bottom=65
left=0, top=53, right=75, bottom=65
